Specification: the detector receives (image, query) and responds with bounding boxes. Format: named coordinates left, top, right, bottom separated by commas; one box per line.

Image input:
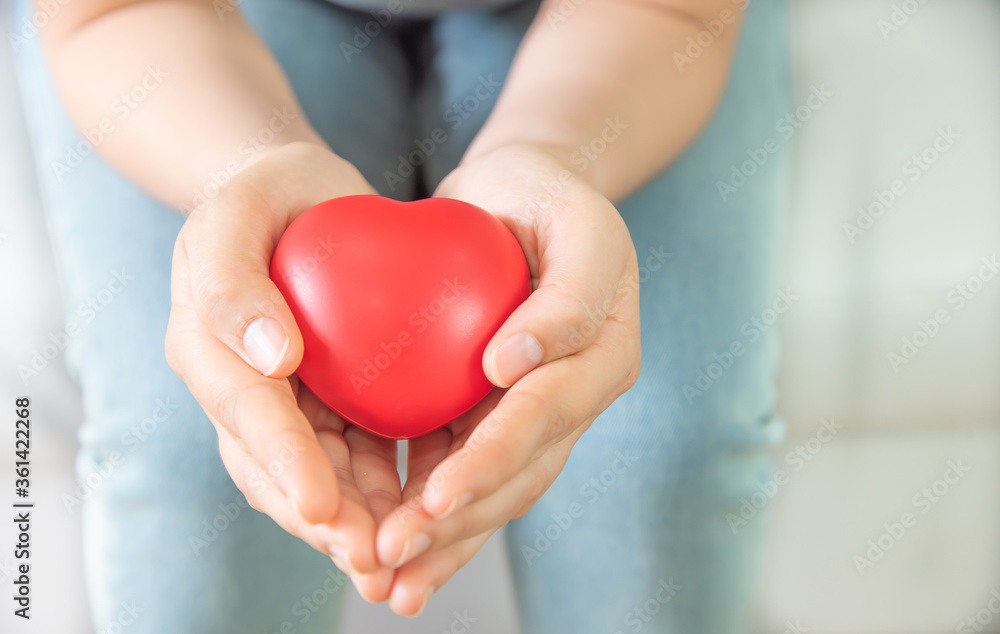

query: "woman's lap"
left=417, top=5, right=791, bottom=629
left=11, top=1, right=414, bottom=631
left=12, top=0, right=789, bottom=631
left=499, top=4, right=792, bottom=629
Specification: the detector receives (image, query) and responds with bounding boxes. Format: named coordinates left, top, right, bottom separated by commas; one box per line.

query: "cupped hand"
left=164, top=142, right=400, bottom=598
left=374, top=144, right=643, bottom=616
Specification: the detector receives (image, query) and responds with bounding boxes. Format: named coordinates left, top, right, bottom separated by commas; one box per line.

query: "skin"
left=39, top=0, right=743, bottom=618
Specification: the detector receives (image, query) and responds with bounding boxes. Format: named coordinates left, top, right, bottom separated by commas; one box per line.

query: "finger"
left=310, top=425, right=397, bottom=602
left=403, top=424, right=463, bottom=512
left=183, top=203, right=302, bottom=379
left=420, top=313, right=640, bottom=519
left=167, top=310, right=340, bottom=524
left=373, top=427, right=454, bottom=567
left=379, top=430, right=579, bottom=568
left=297, top=385, right=403, bottom=561
left=215, top=420, right=348, bottom=557
left=345, top=562, right=396, bottom=605
left=388, top=530, right=497, bottom=618
left=294, top=379, right=347, bottom=434
left=219, top=426, right=385, bottom=582
left=184, top=143, right=375, bottom=378
left=313, top=433, right=382, bottom=576
left=340, top=426, right=404, bottom=602
left=483, top=198, right=634, bottom=387
left=344, top=426, right=401, bottom=524
left=297, top=384, right=392, bottom=580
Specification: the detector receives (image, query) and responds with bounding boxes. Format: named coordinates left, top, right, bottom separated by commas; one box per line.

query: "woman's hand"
left=164, top=142, right=400, bottom=599
left=373, top=144, right=642, bottom=616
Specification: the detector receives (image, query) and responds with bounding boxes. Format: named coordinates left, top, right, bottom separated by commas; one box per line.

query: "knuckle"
left=365, top=487, right=399, bottom=511
left=171, top=227, right=189, bottom=268
left=257, top=414, right=307, bottom=460
left=215, top=385, right=243, bottom=436
left=220, top=450, right=263, bottom=509
left=516, top=467, right=550, bottom=516
left=543, top=283, right=608, bottom=353
left=332, top=464, right=354, bottom=483
left=478, top=428, right=519, bottom=465
left=228, top=464, right=253, bottom=498
left=163, top=323, right=183, bottom=378
left=545, top=401, right=577, bottom=440
left=515, top=388, right=575, bottom=438
left=557, top=280, right=606, bottom=325
left=215, top=380, right=289, bottom=443
left=622, top=357, right=642, bottom=393
left=565, top=300, right=601, bottom=337
left=446, top=504, right=475, bottom=542
left=245, top=494, right=264, bottom=514
left=510, top=389, right=576, bottom=445
left=508, top=389, right=550, bottom=429
left=519, top=445, right=574, bottom=519
left=283, top=508, right=306, bottom=538
left=238, top=455, right=274, bottom=497
left=622, top=368, right=640, bottom=393
left=195, top=272, right=245, bottom=335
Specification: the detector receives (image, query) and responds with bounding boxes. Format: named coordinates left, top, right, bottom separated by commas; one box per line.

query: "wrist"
left=183, top=138, right=334, bottom=215
left=191, top=142, right=373, bottom=218
left=177, top=114, right=329, bottom=213
left=460, top=139, right=611, bottom=198
left=436, top=142, right=610, bottom=231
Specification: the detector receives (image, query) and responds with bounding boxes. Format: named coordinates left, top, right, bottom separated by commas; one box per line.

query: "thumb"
left=184, top=143, right=375, bottom=376
left=183, top=197, right=304, bottom=378
left=482, top=202, right=631, bottom=388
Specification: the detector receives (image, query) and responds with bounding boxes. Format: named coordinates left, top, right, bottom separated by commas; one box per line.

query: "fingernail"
left=487, top=332, right=543, bottom=388
left=411, top=586, right=435, bottom=618
left=433, top=492, right=474, bottom=520
left=393, top=533, right=431, bottom=568
left=243, top=317, right=289, bottom=376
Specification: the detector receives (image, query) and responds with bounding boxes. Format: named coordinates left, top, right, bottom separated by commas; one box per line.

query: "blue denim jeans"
left=12, top=0, right=790, bottom=631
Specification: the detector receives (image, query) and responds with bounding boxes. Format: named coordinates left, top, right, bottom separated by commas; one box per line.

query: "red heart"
left=270, top=195, right=531, bottom=440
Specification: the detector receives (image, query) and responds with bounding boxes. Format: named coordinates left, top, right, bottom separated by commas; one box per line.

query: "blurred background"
left=2, top=0, right=998, bottom=632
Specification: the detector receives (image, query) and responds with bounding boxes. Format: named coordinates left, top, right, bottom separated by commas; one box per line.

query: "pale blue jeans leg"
left=416, top=2, right=791, bottom=632
left=13, top=0, right=789, bottom=630
left=11, top=0, right=416, bottom=631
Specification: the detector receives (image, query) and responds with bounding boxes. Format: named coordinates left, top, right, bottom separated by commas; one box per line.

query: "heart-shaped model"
left=270, top=195, right=531, bottom=439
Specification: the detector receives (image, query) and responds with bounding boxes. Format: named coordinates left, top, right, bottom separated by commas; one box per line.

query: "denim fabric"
left=11, top=0, right=790, bottom=631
